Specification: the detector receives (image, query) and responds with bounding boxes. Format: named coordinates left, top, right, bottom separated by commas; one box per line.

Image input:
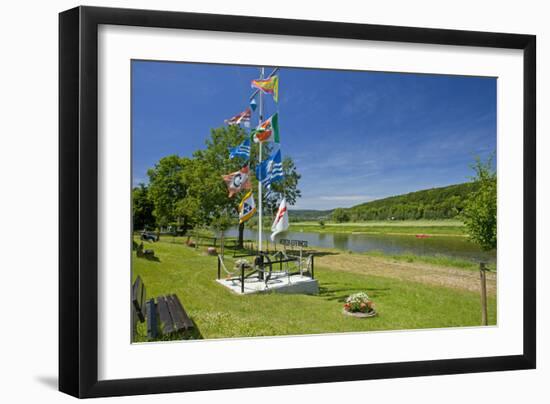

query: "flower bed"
left=342, top=292, right=377, bottom=318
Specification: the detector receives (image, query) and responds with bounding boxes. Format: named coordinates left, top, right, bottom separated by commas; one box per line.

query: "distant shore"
left=282, top=219, right=466, bottom=237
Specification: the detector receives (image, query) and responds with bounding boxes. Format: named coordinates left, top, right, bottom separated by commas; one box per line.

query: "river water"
left=225, top=227, right=496, bottom=264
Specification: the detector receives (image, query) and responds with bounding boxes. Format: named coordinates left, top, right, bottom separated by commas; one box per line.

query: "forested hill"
left=290, top=182, right=479, bottom=222
left=340, top=182, right=478, bottom=221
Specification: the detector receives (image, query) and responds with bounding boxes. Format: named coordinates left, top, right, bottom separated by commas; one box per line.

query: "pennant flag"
left=229, top=138, right=251, bottom=160
left=225, top=108, right=251, bottom=126
left=251, top=75, right=279, bottom=102
left=255, top=149, right=284, bottom=189
left=238, top=191, right=256, bottom=224
left=251, top=113, right=280, bottom=143
left=271, top=198, right=289, bottom=241
left=222, top=165, right=251, bottom=198
left=249, top=98, right=257, bottom=112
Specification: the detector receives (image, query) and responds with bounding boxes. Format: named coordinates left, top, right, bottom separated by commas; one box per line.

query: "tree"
left=192, top=125, right=301, bottom=248
left=264, top=156, right=302, bottom=215
left=332, top=208, right=350, bottom=223
left=132, top=184, right=155, bottom=231
left=142, top=124, right=302, bottom=248
left=188, top=126, right=247, bottom=229
left=462, top=156, right=497, bottom=251
left=147, top=155, right=188, bottom=228
left=210, top=210, right=234, bottom=257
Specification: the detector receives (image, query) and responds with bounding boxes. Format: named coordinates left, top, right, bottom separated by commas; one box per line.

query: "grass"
left=287, top=219, right=466, bottom=236
left=132, top=237, right=496, bottom=342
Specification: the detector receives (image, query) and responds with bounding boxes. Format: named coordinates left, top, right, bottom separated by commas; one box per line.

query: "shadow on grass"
left=136, top=255, right=161, bottom=263
left=134, top=319, right=204, bottom=343
left=318, top=283, right=391, bottom=302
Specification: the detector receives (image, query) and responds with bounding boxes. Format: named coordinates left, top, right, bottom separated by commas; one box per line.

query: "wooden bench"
left=132, top=276, right=194, bottom=339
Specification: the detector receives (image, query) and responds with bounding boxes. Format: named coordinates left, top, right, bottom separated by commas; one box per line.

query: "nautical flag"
left=255, top=149, right=284, bottom=189
left=225, top=108, right=251, bottom=126
left=222, top=165, right=251, bottom=198
left=229, top=138, right=251, bottom=160
left=271, top=198, right=289, bottom=241
left=251, top=113, right=280, bottom=143
left=238, top=191, right=256, bottom=224
left=251, top=75, right=279, bottom=102
left=249, top=98, right=257, bottom=112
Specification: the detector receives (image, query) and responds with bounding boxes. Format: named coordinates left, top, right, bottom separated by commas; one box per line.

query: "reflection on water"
left=225, top=227, right=496, bottom=263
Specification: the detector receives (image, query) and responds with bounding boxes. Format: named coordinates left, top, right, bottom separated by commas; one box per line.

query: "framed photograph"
left=59, top=6, right=536, bottom=398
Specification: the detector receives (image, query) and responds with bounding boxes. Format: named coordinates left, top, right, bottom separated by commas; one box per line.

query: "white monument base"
left=216, top=274, right=319, bottom=295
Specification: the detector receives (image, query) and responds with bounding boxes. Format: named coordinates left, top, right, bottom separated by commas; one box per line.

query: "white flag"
left=271, top=198, right=289, bottom=241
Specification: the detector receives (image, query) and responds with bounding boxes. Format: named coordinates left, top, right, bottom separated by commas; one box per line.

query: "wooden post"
left=241, top=263, right=245, bottom=294
left=311, top=255, right=315, bottom=279
left=480, top=262, right=488, bottom=326
left=217, top=255, right=221, bottom=280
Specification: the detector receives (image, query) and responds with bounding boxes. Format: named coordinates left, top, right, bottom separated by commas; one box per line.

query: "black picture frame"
left=59, top=5, right=536, bottom=398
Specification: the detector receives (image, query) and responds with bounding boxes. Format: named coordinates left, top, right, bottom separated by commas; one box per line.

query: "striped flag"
left=229, top=139, right=251, bottom=160
left=251, top=113, right=280, bottom=143
left=255, top=149, right=284, bottom=189
left=225, top=108, right=251, bottom=126
left=251, top=75, right=279, bottom=102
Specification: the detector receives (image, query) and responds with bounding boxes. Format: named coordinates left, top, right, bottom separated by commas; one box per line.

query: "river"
left=225, top=227, right=496, bottom=264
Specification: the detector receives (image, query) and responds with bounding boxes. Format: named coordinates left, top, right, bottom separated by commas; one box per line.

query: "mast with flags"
left=222, top=66, right=285, bottom=253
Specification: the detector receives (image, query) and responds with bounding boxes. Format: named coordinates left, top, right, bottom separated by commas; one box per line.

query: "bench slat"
left=157, top=296, right=174, bottom=334
left=165, top=295, right=187, bottom=332
left=171, top=294, right=194, bottom=330
left=146, top=298, right=158, bottom=339
left=132, top=276, right=146, bottom=322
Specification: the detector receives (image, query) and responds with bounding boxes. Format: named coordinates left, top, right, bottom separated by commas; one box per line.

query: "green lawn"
left=132, top=237, right=496, bottom=342
left=287, top=220, right=466, bottom=236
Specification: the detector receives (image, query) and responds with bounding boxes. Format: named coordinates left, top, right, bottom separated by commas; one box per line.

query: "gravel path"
left=317, top=253, right=496, bottom=295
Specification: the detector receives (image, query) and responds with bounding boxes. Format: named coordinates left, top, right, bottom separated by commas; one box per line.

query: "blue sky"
left=132, top=61, right=496, bottom=210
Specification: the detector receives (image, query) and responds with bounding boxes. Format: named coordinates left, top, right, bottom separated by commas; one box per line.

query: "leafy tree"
left=332, top=208, right=350, bottom=223
left=264, top=156, right=302, bottom=215
left=192, top=126, right=301, bottom=247
left=147, top=155, right=188, bottom=228
left=210, top=210, right=234, bottom=256
left=132, top=184, right=155, bottom=231
left=139, top=124, right=302, bottom=248
left=188, top=126, right=247, bottom=228
left=462, top=156, right=497, bottom=251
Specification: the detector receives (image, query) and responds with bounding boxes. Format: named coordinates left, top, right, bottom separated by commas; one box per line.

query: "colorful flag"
left=251, top=75, right=279, bottom=102
left=249, top=98, right=257, bottom=112
left=229, top=138, right=251, bottom=160
left=251, top=113, right=280, bottom=143
left=238, top=191, right=256, bottom=224
left=222, top=165, right=251, bottom=197
left=271, top=198, right=289, bottom=241
left=255, top=149, right=284, bottom=189
left=225, top=108, right=251, bottom=126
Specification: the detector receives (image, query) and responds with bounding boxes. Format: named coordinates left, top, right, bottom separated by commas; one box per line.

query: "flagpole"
left=258, top=67, right=264, bottom=253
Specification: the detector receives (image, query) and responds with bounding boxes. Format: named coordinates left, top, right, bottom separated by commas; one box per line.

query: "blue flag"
left=229, top=139, right=251, bottom=160
left=250, top=98, right=257, bottom=112
left=256, top=149, right=284, bottom=189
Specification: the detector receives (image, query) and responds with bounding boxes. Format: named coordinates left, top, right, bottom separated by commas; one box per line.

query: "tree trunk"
left=238, top=222, right=245, bottom=248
